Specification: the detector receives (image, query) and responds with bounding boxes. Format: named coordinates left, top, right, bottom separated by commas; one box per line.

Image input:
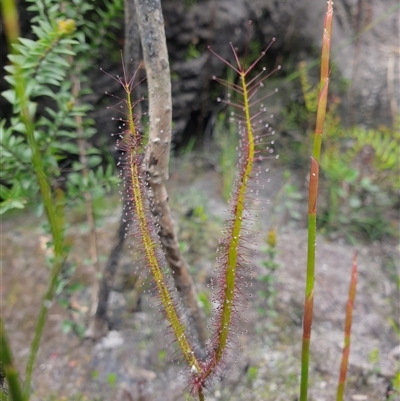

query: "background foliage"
left=1, top=0, right=123, bottom=215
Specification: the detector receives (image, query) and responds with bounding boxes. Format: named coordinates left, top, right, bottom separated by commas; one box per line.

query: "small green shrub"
left=257, top=229, right=280, bottom=317
left=1, top=0, right=121, bottom=215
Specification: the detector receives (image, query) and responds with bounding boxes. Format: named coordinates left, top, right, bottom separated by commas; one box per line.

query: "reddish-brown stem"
left=336, top=254, right=358, bottom=401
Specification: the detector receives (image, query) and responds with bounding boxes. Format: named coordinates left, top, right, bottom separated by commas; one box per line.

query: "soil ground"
left=2, top=154, right=399, bottom=401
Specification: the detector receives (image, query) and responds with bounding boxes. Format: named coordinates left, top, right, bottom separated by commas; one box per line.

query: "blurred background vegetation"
left=1, top=0, right=399, bottom=399
left=2, top=0, right=398, bottom=244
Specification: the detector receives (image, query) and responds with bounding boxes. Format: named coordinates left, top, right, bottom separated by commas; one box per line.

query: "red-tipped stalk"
left=300, top=2, right=334, bottom=401
left=336, top=254, right=358, bottom=401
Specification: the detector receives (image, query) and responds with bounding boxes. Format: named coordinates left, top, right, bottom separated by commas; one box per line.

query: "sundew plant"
left=113, top=36, right=280, bottom=400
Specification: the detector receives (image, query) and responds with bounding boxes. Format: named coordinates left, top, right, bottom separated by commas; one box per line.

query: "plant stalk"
left=299, top=2, right=333, bottom=400
left=1, top=0, right=66, bottom=398
left=0, top=318, right=24, bottom=401
left=336, top=254, right=358, bottom=401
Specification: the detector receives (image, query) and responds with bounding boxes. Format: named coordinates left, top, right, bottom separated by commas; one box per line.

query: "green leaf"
left=67, top=282, right=84, bottom=293
left=61, top=320, right=73, bottom=334
left=3, top=64, right=16, bottom=74
left=2, top=89, right=17, bottom=105
left=56, top=142, right=80, bottom=154
left=53, top=47, right=76, bottom=56
left=7, top=53, right=24, bottom=65
left=0, top=184, right=10, bottom=199
left=0, top=198, right=26, bottom=214
left=88, top=155, right=102, bottom=167
left=343, top=168, right=359, bottom=183
left=18, top=37, right=37, bottom=49
left=36, top=76, right=62, bottom=86
left=72, top=161, right=84, bottom=171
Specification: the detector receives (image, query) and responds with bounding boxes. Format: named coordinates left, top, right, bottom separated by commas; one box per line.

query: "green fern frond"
left=298, top=61, right=319, bottom=113
left=346, top=127, right=400, bottom=187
